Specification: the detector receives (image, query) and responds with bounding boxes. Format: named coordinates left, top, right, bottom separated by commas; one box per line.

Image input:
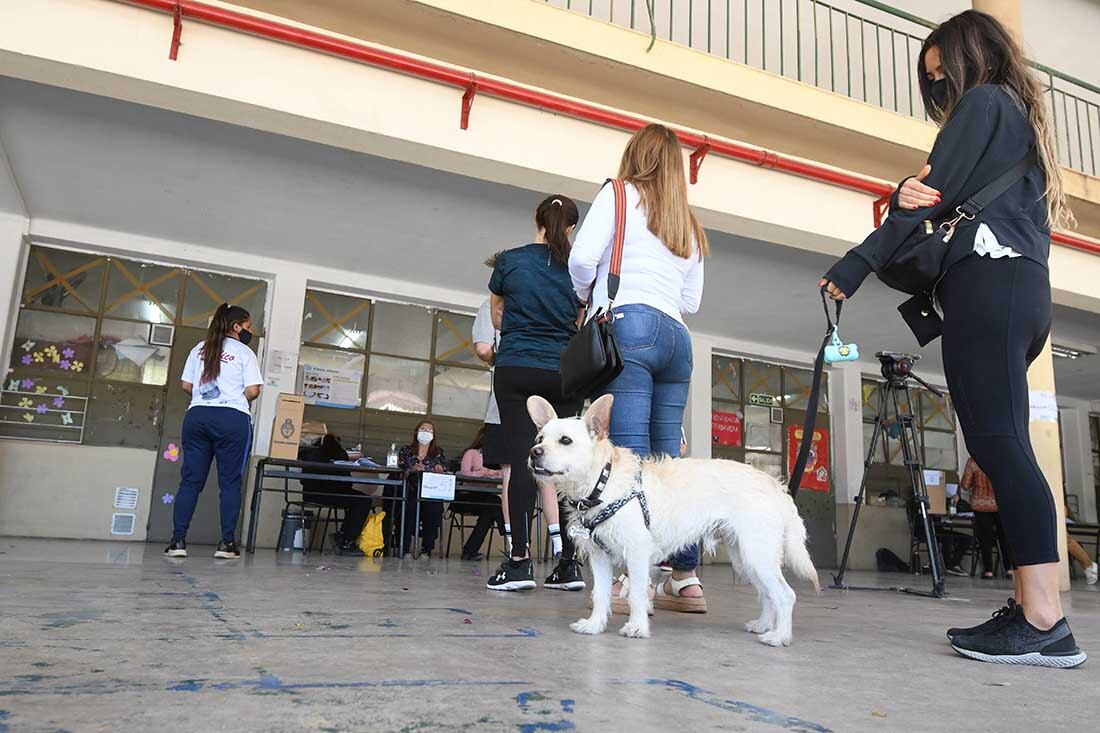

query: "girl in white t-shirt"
left=164, top=303, right=262, bottom=559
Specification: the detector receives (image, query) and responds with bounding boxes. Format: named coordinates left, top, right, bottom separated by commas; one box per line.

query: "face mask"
left=929, top=78, right=949, bottom=112
left=237, top=328, right=253, bottom=346
left=417, top=431, right=433, bottom=446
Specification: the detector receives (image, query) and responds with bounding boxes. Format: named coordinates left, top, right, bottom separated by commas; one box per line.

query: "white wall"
left=1022, top=0, right=1100, bottom=84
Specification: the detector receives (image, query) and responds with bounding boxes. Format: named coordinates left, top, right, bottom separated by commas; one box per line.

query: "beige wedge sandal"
left=588, top=574, right=655, bottom=616
left=652, top=574, right=707, bottom=613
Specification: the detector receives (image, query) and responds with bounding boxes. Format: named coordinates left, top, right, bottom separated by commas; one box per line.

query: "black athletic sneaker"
left=164, top=538, right=187, bottom=558
left=214, top=541, right=241, bottom=559
left=951, top=606, right=1087, bottom=668
left=544, top=559, right=586, bottom=591
left=486, top=559, right=536, bottom=591
left=946, top=598, right=1019, bottom=642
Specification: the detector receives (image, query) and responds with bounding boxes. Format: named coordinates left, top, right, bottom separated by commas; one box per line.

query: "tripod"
left=832, top=353, right=946, bottom=598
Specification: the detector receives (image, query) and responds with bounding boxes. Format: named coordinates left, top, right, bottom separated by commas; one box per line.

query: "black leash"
left=788, top=289, right=841, bottom=497
left=570, top=461, right=612, bottom=511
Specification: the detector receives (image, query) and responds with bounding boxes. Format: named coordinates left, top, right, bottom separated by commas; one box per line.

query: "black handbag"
left=560, top=179, right=627, bottom=400
left=878, top=148, right=1035, bottom=296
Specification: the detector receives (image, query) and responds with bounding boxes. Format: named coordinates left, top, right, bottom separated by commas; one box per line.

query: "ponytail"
left=201, top=303, right=251, bottom=384
left=535, top=195, right=579, bottom=265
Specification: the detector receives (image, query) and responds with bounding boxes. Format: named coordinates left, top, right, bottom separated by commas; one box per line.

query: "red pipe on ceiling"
left=117, top=0, right=1100, bottom=256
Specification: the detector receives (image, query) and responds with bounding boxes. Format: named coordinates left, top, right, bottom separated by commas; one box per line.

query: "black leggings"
left=494, top=365, right=583, bottom=559
left=939, top=254, right=1055, bottom=567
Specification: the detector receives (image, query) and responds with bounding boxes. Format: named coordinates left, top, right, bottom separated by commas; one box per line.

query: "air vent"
left=149, top=323, right=175, bottom=347
left=111, top=513, right=136, bottom=535
left=114, top=487, right=140, bottom=510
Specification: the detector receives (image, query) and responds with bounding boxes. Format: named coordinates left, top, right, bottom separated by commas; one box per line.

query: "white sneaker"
left=1086, top=563, right=1098, bottom=585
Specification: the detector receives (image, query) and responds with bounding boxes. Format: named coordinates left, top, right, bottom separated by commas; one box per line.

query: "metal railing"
left=545, top=0, right=1099, bottom=177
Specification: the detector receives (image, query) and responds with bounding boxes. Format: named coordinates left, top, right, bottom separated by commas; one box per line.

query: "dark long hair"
left=201, top=303, right=250, bottom=384
left=464, top=425, right=487, bottom=455
left=917, top=10, right=1073, bottom=230
left=407, top=418, right=442, bottom=458
left=535, top=195, right=579, bottom=265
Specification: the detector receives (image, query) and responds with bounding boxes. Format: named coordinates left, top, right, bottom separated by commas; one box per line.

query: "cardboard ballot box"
left=269, top=393, right=306, bottom=459
left=923, top=469, right=947, bottom=515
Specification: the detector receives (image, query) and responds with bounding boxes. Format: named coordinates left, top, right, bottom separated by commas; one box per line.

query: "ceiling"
left=1, top=75, right=1097, bottom=399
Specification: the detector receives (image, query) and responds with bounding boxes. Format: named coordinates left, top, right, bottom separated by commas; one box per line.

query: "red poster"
left=711, top=410, right=742, bottom=447
left=787, top=425, right=830, bottom=492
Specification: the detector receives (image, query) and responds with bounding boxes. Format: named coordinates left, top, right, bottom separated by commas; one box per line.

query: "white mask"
left=417, top=430, right=433, bottom=446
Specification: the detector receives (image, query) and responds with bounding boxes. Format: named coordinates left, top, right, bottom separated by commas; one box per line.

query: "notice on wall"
left=301, top=363, right=362, bottom=408
left=786, top=425, right=830, bottom=492
left=1028, top=390, right=1059, bottom=423
left=711, top=410, right=743, bottom=447
left=420, top=472, right=456, bottom=501
left=265, top=349, right=298, bottom=389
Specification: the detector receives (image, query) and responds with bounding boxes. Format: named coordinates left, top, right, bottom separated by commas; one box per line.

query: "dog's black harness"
left=569, top=461, right=650, bottom=552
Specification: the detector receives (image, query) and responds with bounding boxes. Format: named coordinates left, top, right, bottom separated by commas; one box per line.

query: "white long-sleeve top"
left=569, top=181, right=704, bottom=323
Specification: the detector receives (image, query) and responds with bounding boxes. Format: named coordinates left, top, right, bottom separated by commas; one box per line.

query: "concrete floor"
left=0, top=538, right=1097, bottom=732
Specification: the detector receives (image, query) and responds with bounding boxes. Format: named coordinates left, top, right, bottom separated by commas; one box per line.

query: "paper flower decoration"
left=20, top=340, right=35, bottom=352
left=35, top=403, right=47, bottom=415
left=61, top=412, right=73, bottom=425
left=43, top=346, right=59, bottom=363
left=69, top=361, right=84, bottom=373
left=32, top=352, right=44, bottom=363
left=162, top=493, right=175, bottom=505
left=57, top=386, right=70, bottom=397
left=62, top=348, right=75, bottom=359
left=20, top=355, right=32, bottom=366
left=22, top=413, right=34, bottom=423
left=34, top=386, right=47, bottom=394
left=21, top=379, right=34, bottom=390
left=163, top=444, right=181, bottom=462
left=52, top=397, right=64, bottom=408
left=18, top=398, right=32, bottom=408
left=58, top=360, right=71, bottom=370
left=6, top=379, right=19, bottom=392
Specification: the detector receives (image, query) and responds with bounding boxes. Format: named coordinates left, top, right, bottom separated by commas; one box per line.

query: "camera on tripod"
left=876, top=351, right=918, bottom=382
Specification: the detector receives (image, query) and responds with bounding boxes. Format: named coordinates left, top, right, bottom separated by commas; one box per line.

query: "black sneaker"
left=946, top=598, right=1018, bottom=642
left=951, top=606, right=1087, bottom=668
left=164, top=538, right=187, bottom=558
left=544, top=559, right=586, bottom=591
left=946, top=565, right=968, bottom=577
left=486, top=559, right=536, bottom=591
left=214, top=541, right=241, bottom=559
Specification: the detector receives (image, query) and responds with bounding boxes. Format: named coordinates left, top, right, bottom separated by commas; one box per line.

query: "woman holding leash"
left=821, top=11, right=1084, bottom=667
left=165, top=303, right=262, bottom=560
left=570, top=123, right=708, bottom=613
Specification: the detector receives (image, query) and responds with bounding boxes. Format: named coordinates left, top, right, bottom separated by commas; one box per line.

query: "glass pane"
left=0, top=369, right=89, bottom=443
left=743, top=405, right=781, bottom=452
left=183, top=271, right=268, bottom=334
left=923, top=430, right=957, bottom=470
left=104, top=259, right=184, bottom=324
left=96, top=319, right=172, bottom=386
left=920, top=390, right=954, bottom=431
left=361, top=410, right=424, bottom=466
left=369, top=302, right=432, bottom=359
left=8, top=310, right=97, bottom=378
left=83, top=382, right=166, bottom=450
left=297, top=347, right=365, bottom=409
left=743, top=360, right=781, bottom=405
left=301, top=404, right=362, bottom=451
left=745, top=452, right=783, bottom=481
left=22, top=247, right=106, bottom=314
left=431, top=364, right=492, bottom=419
left=434, top=311, right=480, bottom=366
left=712, top=444, right=743, bottom=462
left=711, top=400, right=743, bottom=449
left=862, top=381, right=881, bottom=422
left=1090, top=416, right=1099, bottom=447
left=712, top=356, right=741, bottom=402
left=783, top=367, right=829, bottom=413
left=366, top=355, right=429, bottom=413
left=301, top=291, right=370, bottom=350
left=863, top=422, right=886, bottom=464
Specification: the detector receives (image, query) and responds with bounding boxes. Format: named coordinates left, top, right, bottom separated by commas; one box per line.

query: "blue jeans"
left=173, top=406, right=253, bottom=543
left=602, top=304, right=697, bottom=571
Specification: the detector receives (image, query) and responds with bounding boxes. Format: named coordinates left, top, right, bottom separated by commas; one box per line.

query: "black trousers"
left=974, top=511, right=1015, bottom=573
left=494, top=365, right=583, bottom=559
left=304, top=485, right=371, bottom=543
left=939, top=254, right=1055, bottom=567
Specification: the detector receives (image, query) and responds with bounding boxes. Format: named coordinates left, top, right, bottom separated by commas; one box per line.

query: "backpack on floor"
left=876, top=548, right=910, bottom=574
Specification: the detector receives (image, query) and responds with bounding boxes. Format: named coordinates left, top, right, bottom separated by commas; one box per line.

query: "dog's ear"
left=583, top=394, right=614, bottom=439
left=527, top=396, right=558, bottom=429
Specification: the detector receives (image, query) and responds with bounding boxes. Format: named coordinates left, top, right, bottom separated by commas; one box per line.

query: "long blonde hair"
left=618, top=124, right=709, bottom=259
left=919, top=11, right=1075, bottom=231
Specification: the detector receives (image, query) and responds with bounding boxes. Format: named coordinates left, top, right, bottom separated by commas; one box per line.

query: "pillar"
left=252, top=269, right=308, bottom=457
left=684, top=333, right=713, bottom=459
left=973, top=0, right=1070, bottom=590
left=0, top=213, right=30, bottom=373
left=829, top=361, right=866, bottom=505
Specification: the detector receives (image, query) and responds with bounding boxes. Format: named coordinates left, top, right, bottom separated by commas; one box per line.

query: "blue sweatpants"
left=173, top=406, right=253, bottom=543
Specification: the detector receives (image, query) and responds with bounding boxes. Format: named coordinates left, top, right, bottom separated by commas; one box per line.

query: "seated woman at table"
left=453, top=425, right=504, bottom=561
left=1065, top=503, right=1099, bottom=585
left=299, top=433, right=370, bottom=556
left=399, top=419, right=448, bottom=557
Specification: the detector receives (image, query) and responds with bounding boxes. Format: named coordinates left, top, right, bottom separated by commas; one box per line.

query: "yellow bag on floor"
left=358, top=509, right=386, bottom=558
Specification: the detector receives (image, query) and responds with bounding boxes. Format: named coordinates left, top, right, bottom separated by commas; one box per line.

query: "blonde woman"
left=570, top=124, right=709, bottom=612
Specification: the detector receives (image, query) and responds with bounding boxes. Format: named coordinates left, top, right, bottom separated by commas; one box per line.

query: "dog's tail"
left=783, top=499, right=820, bottom=591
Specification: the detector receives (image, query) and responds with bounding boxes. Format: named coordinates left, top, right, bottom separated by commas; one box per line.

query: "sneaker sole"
left=213, top=552, right=240, bottom=559
left=164, top=550, right=187, bottom=558
left=486, top=580, right=537, bottom=592
left=544, top=581, right=586, bottom=591
left=951, top=645, right=1087, bottom=669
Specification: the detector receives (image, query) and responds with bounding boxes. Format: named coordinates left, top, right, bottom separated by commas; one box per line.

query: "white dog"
left=526, top=394, right=818, bottom=645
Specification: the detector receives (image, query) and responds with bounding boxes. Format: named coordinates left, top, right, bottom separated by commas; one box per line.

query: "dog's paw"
left=759, top=631, right=791, bottom=647
left=619, top=621, right=651, bottom=639
left=571, top=617, right=606, bottom=635
left=744, top=618, right=771, bottom=634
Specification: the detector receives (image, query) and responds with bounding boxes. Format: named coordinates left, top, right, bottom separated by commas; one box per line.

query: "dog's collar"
left=578, top=465, right=649, bottom=552
left=570, top=460, right=612, bottom=511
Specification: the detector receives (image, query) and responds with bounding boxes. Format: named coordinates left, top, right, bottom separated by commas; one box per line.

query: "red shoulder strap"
left=607, top=178, right=626, bottom=303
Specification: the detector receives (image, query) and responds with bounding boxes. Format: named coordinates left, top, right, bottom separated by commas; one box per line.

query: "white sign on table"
left=420, top=473, right=456, bottom=501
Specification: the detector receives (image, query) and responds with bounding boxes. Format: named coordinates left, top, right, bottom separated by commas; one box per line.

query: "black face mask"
left=238, top=328, right=253, bottom=346
left=929, top=78, right=949, bottom=112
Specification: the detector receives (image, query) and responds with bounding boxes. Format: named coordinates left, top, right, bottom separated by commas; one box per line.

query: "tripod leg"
left=833, top=386, right=890, bottom=587
left=893, top=385, right=945, bottom=597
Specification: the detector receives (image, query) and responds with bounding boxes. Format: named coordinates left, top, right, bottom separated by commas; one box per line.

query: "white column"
left=0, top=213, right=30, bottom=374
left=829, top=361, right=865, bottom=504
left=685, top=332, right=713, bottom=458
left=252, top=268, right=307, bottom=456
left=1059, top=403, right=1095, bottom=523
